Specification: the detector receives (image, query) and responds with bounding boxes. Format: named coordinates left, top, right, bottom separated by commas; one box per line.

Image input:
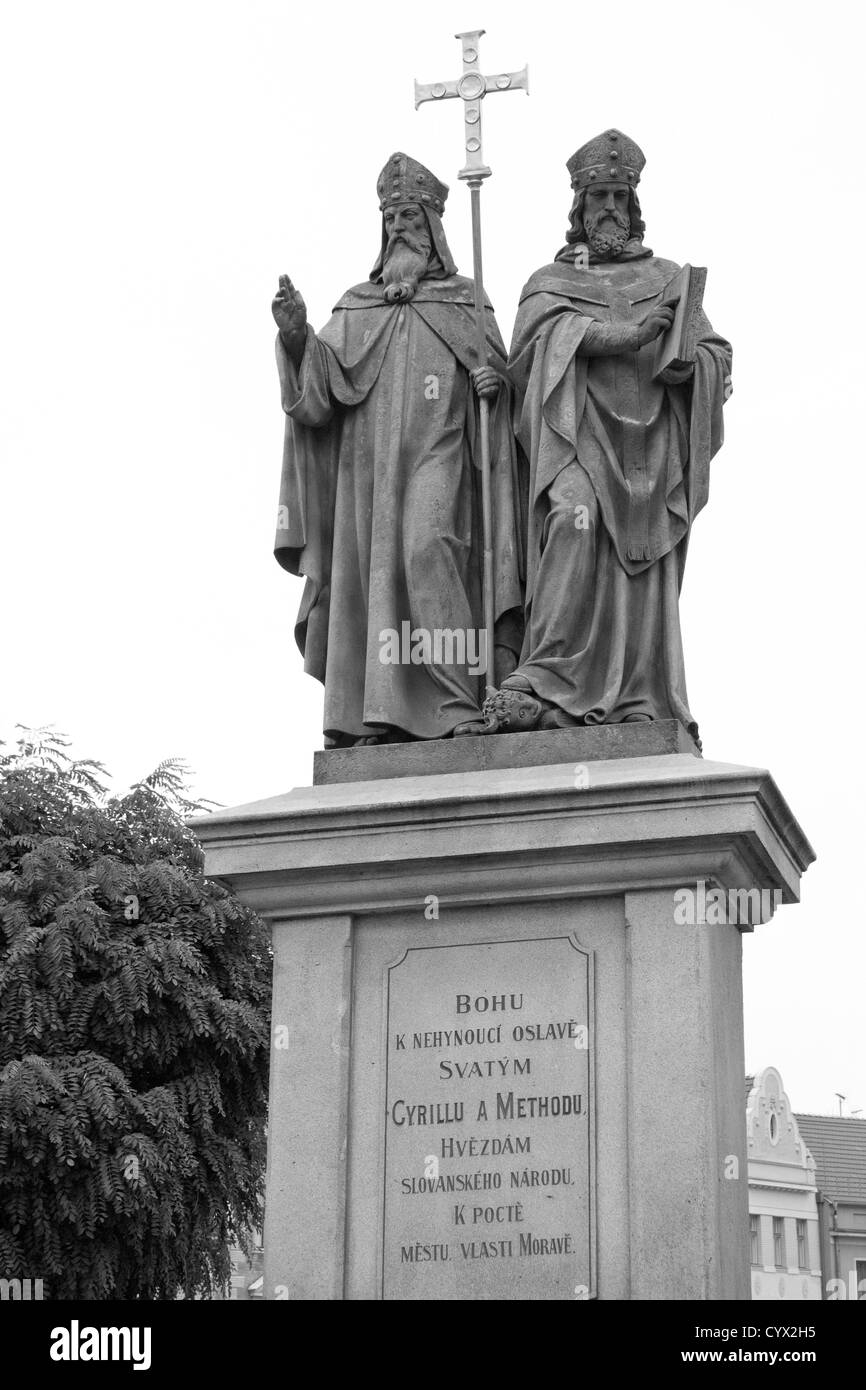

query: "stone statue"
left=482, top=130, right=732, bottom=744
left=272, top=153, right=524, bottom=747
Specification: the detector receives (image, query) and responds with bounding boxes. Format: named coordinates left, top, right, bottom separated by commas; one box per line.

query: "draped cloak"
left=275, top=276, right=525, bottom=742
left=508, top=255, right=732, bottom=736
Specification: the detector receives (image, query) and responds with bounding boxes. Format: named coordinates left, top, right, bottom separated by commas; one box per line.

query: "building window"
left=856, top=1259, right=866, bottom=1300
left=773, top=1216, right=785, bottom=1268
left=796, top=1219, right=807, bottom=1269
left=750, top=1214, right=760, bottom=1265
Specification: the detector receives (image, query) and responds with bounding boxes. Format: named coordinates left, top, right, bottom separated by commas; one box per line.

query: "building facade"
left=746, top=1068, right=822, bottom=1300
left=795, top=1112, right=866, bottom=1301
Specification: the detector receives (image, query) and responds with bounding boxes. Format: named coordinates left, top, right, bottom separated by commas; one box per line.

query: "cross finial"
left=414, top=29, right=528, bottom=183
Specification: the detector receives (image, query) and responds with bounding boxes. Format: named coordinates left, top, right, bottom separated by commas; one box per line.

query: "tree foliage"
left=0, top=728, right=271, bottom=1299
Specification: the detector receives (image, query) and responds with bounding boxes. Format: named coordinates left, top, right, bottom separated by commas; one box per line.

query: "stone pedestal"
left=193, top=732, right=813, bottom=1301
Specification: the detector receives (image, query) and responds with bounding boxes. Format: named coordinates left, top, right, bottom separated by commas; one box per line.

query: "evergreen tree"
left=0, top=728, right=270, bottom=1299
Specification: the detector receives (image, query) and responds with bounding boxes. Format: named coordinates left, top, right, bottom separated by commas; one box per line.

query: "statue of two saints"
left=272, top=132, right=733, bottom=749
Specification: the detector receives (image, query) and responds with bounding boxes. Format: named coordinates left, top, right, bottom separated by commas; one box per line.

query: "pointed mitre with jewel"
left=566, top=129, right=646, bottom=189
left=376, top=151, right=449, bottom=215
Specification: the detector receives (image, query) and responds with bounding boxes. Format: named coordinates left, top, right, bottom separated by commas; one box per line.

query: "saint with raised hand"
left=273, top=153, right=524, bottom=747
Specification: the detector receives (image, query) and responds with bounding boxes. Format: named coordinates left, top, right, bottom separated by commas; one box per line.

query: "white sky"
left=1, top=0, right=863, bottom=1118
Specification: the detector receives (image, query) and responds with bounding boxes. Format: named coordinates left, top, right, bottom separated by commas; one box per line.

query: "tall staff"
left=415, top=30, right=528, bottom=694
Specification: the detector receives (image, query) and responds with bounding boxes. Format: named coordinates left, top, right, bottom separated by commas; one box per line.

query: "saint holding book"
left=483, top=130, right=732, bottom=743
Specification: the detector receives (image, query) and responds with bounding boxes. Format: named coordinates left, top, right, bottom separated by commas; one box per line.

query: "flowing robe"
left=508, top=255, right=731, bottom=737
left=275, top=276, right=524, bottom=742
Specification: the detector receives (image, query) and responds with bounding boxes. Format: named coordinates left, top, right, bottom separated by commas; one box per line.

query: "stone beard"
left=581, top=204, right=630, bottom=260
left=381, top=226, right=433, bottom=296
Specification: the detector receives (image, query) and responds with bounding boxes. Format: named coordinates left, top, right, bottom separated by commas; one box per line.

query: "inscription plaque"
left=381, top=935, right=594, bottom=1299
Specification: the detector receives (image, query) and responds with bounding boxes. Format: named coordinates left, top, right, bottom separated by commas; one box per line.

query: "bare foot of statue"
left=324, top=732, right=384, bottom=749
left=452, top=717, right=490, bottom=737
left=500, top=673, right=533, bottom=692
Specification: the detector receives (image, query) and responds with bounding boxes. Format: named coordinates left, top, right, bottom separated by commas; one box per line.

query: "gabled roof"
left=794, top=1115, right=866, bottom=1202
left=747, top=1068, right=815, bottom=1174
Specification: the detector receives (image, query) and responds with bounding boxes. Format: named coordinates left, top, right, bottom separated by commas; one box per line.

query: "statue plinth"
left=313, top=718, right=699, bottom=785
left=193, top=729, right=813, bottom=1300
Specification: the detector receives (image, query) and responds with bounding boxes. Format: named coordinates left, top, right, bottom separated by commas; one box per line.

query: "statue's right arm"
left=272, top=274, right=307, bottom=368
left=273, top=275, right=334, bottom=427
left=279, top=330, right=306, bottom=369
left=576, top=305, right=675, bottom=357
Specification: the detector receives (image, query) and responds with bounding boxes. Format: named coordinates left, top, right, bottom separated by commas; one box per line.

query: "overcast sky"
left=2, top=0, right=863, bottom=1118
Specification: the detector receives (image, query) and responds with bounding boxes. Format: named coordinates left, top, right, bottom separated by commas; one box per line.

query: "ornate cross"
left=414, top=29, right=529, bottom=184
left=414, top=29, right=528, bottom=696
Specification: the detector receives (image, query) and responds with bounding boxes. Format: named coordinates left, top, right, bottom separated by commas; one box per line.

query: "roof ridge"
left=794, top=1112, right=866, bottom=1120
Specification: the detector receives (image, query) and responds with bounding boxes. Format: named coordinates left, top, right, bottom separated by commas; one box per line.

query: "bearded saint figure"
left=272, top=153, right=524, bottom=747
left=482, top=131, right=732, bottom=744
